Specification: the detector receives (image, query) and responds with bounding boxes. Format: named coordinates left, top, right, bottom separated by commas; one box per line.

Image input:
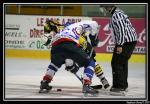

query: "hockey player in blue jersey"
left=43, top=20, right=110, bottom=89
left=39, top=20, right=109, bottom=94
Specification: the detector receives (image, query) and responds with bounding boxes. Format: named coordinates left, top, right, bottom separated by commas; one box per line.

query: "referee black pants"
left=111, top=41, right=137, bottom=89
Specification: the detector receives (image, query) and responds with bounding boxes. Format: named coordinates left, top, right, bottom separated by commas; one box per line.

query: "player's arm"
left=41, top=20, right=58, bottom=47
left=79, top=35, right=87, bottom=50
left=87, top=21, right=100, bottom=47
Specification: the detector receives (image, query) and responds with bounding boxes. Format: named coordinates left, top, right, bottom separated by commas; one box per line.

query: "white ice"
left=4, top=57, right=146, bottom=101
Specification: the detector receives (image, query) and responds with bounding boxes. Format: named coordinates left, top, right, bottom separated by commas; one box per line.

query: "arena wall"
left=5, top=15, right=146, bottom=63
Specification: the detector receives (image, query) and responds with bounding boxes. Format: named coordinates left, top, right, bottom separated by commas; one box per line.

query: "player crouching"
left=39, top=20, right=108, bottom=95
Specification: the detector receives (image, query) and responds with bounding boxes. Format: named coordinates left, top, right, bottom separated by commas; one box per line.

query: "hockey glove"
left=65, top=63, right=79, bottom=74
left=89, top=34, right=99, bottom=47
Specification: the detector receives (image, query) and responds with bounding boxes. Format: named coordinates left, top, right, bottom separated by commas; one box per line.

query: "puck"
left=57, top=89, right=62, bottom=91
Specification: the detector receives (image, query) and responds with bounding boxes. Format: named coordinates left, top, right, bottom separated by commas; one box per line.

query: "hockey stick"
left=88, top=25, right=103, bottom=89
left=74, top=73, right=83, bottom=84
left=73, top=25, right=102, bottom=89
left=89, top=25, right=100, bottom=57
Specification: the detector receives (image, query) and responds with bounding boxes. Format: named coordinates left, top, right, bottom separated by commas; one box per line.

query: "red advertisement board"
left=93, top=17, right=146, bottom=54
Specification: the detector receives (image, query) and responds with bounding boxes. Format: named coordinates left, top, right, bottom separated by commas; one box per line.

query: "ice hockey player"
left=42, top=19, right=110, bottom=89
left=39, top=20, right=102, bottom=95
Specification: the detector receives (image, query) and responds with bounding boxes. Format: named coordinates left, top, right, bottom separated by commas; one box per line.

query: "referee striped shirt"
left=110, top=8, right=137, bottom=46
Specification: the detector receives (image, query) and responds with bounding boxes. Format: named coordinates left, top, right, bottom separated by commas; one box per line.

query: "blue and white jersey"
left=51, top=20, right=99, bottom=46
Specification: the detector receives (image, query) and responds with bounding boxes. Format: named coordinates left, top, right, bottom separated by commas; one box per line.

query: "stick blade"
left=90, top=85, right=103, bottom=89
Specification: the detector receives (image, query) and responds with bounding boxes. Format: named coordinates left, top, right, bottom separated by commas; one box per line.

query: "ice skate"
left=101, top=77, right=110, bottom=89
left=39, top=80, right=52, bottom=93
left=109, top=87, right=127, bottom=96
left=82, top=84, right=99, bottom=96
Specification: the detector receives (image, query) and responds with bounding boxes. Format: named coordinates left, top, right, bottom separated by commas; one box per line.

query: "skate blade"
left=109, top=91, right=126, bottom=96
left=39, top=89, right=50, bottom=93
left=83, top=92, right=98, bottom=97
left=90, top=85, right=103, bottom=89
left=83, top=91, right=99, bottom=97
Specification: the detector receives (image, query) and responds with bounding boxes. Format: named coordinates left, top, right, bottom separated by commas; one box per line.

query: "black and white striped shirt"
left=110, top=8, right=137, bottom=46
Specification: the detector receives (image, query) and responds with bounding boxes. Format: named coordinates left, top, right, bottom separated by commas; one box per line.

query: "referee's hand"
left=116, top=47, right=122, bottom=54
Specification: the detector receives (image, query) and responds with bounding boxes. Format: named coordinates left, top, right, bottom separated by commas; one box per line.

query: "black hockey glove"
left=65, top=63, right=79, bottom=74
left=89, top=34, right=99, bottom=47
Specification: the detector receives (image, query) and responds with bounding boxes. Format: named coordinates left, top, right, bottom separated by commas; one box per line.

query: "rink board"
left=5, top=49, right=145, bottom=63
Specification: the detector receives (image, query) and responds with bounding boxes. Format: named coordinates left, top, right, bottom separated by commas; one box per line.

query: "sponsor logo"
left=5, top=31, right=26, bottom=37
left=5, top=40, right=25, bottom=48
left=30, top=28, right=44, bottom=38
left=5, top=24, right=20, bottom=30
left=28, top=40, right=47, bottom=50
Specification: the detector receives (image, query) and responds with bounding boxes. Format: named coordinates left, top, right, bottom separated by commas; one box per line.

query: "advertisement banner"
left=5, top=15, right=92, bottom=50
left=5, top=15, right=146, bottom=54
left=93, top=17, right=146, bottom=54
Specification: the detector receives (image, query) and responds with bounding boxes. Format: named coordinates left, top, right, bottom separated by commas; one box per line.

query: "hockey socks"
left=83, top=60, right=95, bottom=84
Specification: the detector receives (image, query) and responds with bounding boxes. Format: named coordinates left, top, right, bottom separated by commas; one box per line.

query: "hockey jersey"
left=51, top=20, right=99, bottom=47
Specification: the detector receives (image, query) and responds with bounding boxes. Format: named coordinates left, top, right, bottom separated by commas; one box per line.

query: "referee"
left=101, top=5, right=137, bottom=92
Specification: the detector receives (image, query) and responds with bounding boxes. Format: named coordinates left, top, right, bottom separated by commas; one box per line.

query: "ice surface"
left=4, top=58, right=146, bottom=101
